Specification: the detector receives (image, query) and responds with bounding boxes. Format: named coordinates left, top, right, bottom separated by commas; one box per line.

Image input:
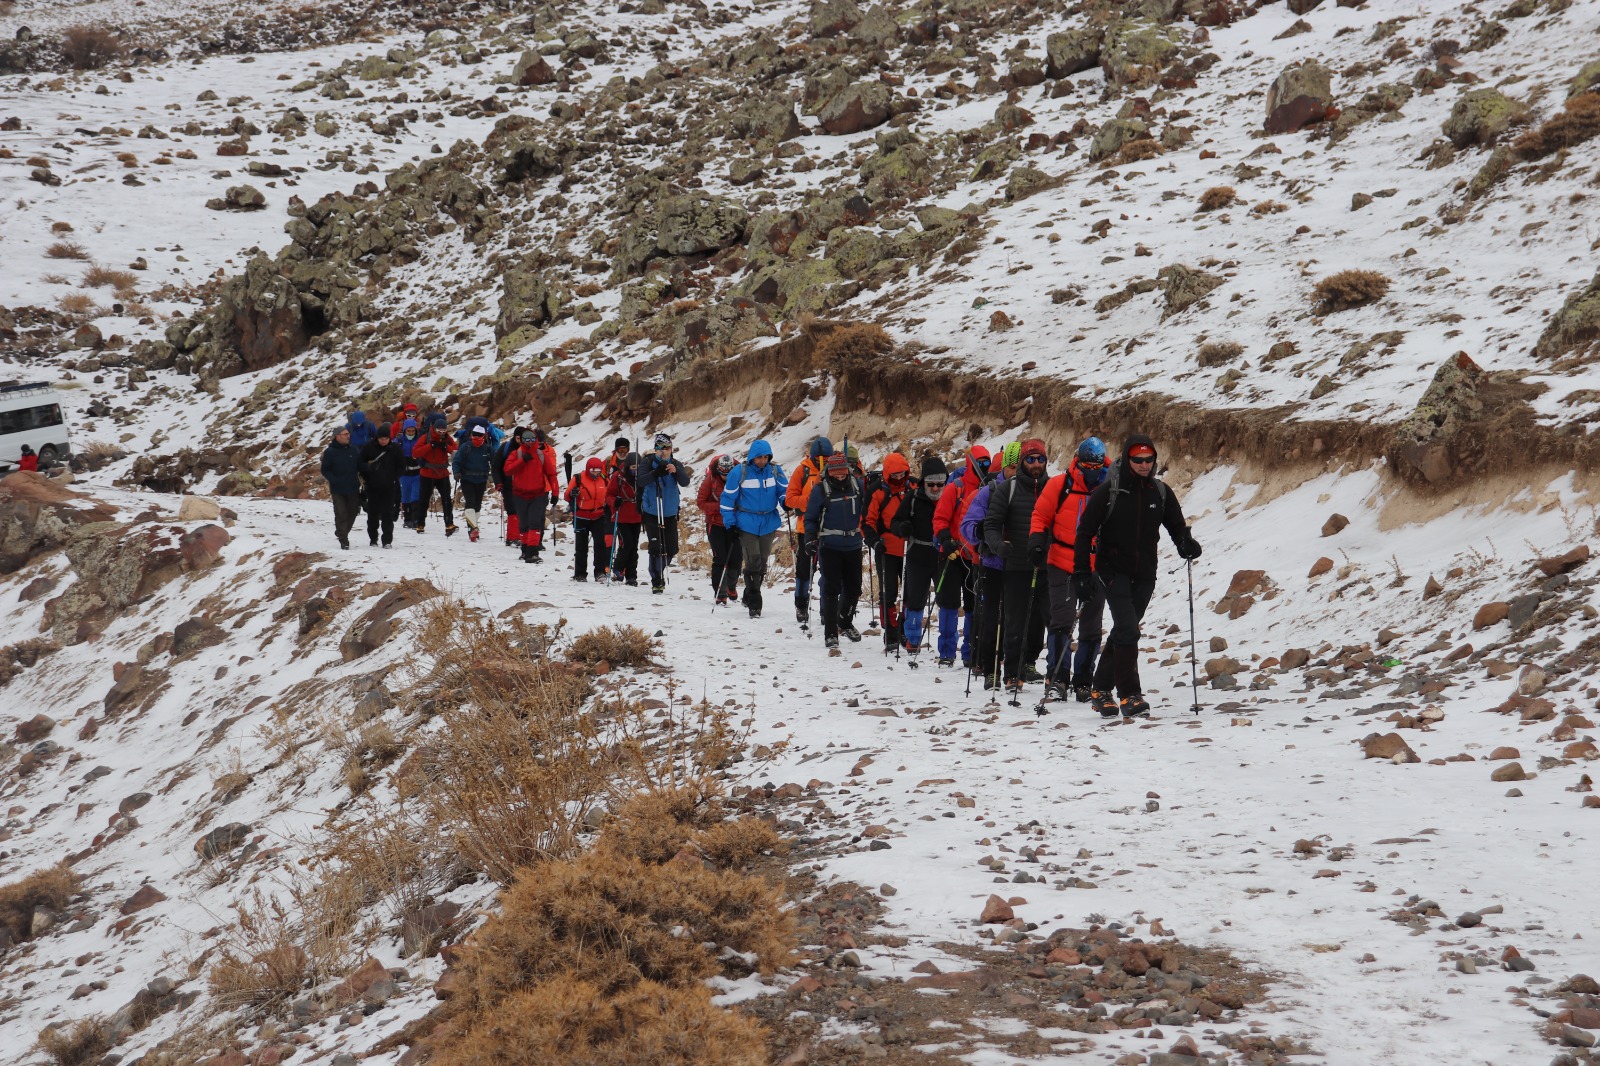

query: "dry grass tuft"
left=57, top=293, right=99, bottom=316
left=1110, top=137, right=1163, bottom=165
left=1251, top=199, right=1288, bottom=215
left=0, top=637, right=62, bottom=687
left=810, top=320, right=894, bottom=371
left=206, top=887, right=349, bottom=1016
left=46, top=240, right=90, bottom=261
left=1196, top=340, right=1244, bottom=367
left=1513, top=93, right=1600, bottom=159
left=82, top=264, right=138, bottom=291
left=50, top=221, right=74, bottom=234
left=1197, top=185, right=1237, bottom=212
left=61, top=24, right=123, bottom=70
left=1312, top=269, right=1391, bottom=312
left=0, top=865, right=82, bottom=942
left=568, top=624, right=658, bottom=668
left=35, top=1017, right=114, bottom=1066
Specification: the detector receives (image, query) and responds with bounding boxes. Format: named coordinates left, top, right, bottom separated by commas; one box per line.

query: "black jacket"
left=320, top=439, right=361, bottom=497
left=889, top=489, right=938, bottom=551
left=982, top=468, right=1047, bottom=571
left=360, top=439, right=403, bottom=501
left=1073, top=434, right=1188, bottom=582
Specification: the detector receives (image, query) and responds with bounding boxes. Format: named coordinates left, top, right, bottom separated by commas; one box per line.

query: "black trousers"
left=364, top=491, right=397, bottom=545
left=709, top=525, right=743, bottom=597
left=418, top=477, right=453, bottom=527
left=460, top=480, right=487, bottom=529
left=875, top=548, right=903, bottom=645
left=1001, top=568, right=1047, bottom=683
left=973, top=566, right=1006, bottom=680
left=793, top=531, right=816, bottom=604
left=332, top=493, right=360, bottom=542
left=1092, top=571, right=1156, bottom=698
left=1046, top=565, right=1106, bottom=684
left=902, top=547, right=939, bottom=613
left=613, top=521, right=641, bottom=582
left=573, top=516, right=609, bottom=577
left=818, top=546, right=862, bottom=639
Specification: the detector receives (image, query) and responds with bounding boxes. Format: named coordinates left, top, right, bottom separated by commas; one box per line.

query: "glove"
left=864, top=529, right=880, bottom=551
left=1026, top=531, right=1048, bottom=568
left=726, top=518, right=739, bottom=533
left=804, top=538, right=818, bottom=556
left=982, top=534, right=1003, bottom=560
left=935, top=529, right=954, bottom=554
left=1180, top=533, right=1202, bottom=560
left=1072, top=572, right=1093, bottom=600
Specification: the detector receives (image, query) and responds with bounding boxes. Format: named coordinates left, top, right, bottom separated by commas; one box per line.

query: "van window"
left=0, top=404, right=63, bottom=435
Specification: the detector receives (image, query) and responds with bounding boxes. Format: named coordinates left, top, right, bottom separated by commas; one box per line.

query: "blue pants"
left=399, top=475, right=421, bottom=505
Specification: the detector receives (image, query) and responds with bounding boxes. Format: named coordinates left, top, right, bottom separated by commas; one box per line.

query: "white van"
left=0, top=381, right=72, bottom=470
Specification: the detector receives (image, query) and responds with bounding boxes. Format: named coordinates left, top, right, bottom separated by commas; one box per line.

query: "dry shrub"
left=41, top=273, right=71, bottom=285
left=810, top=320, right=893, bottom=372
left=1196, top=340, right=1243, bottom=367
left=46, top=240, right=89, bottom=261
left=0, top=864, right=81, bottom=942
left=568, top=624, right=658, bottom=668
left=57, top=293, right=98, bottom=316
left=82, top=264, right=138, bottom=291
left=0, top=637, right=62, bottom=688
left=1197, top=185, right=1237, bottom=212
left=206, top=886, right=351, bottom=1016
left=1251, top=199, right=1288, bottom=215
left=1110, top=137, right=1163, bottom=165
left=0, top=1, right=15, bottom=15
left=35, top=1018, right=113, bottom=1066
left=61, top=24, right=123, bottom=70
left=1312, top=269, right=1391, bottom=312
left=443, top=975, right=765, bottom=1066
left=50, top=221, right=74, bottom=233
left=1513, top=93, right=1600, bottom=159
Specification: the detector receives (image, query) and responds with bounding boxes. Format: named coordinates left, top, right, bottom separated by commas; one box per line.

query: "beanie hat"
left=1001, top=441, right=1022, bottom=469
left=810, top=436, right=834, bottom=461
left=920, top=455, right=947, bottom=480
left=376, top=425, right=391, bottom=439
left=615, top=436, right=630, bottom=451
left=824, top=452, right=849, bottom=475
left=1020, top=437, right=1047, bottom=461
left=1076, top=436, right=1107, bottom=465
left=654, top=432, right=673, bottom=449
left=402, top=403, right=418, bottom=413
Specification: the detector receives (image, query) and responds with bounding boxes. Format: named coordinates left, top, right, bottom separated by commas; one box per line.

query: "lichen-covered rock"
left=512, top=50, right=556, bottom=87
left=728, top=94, right=804, bottom=149
left=1571, top=59, right=1600, bottom=99
left=1101, top=19, right=1184, bottom=90
left=1442, top=88, right=1528, bottom=148
left=809, top=0, right=863, bottom=37
left=496, top=269, right=562, bottom=342
left=1159, top=263, right=1224, bottom=318
left=1533, top=267, right=1600, bottom=362
left=1005, top=165, right=1057, bottom=202
left=1089, top=117, right=1149, bottom=161
left=205, top=184, right=266, bottom=212
left=818, top=80, right=892, bottom=135
left=860, top=131, right=934, bottom=198
left=1265, top=60, right=1335, bottom=134
left=1045, top=28, right=1102, bottom=79
left=0, top=472, right=119, bottom=575
left=825, top=228, right=886, bottom=280
left=1387, top=351, right=1483, bottom=485
left=656, top=194, right=750, bottom=256
left=851, top=4, right=901, bottom=48
left=1330, top=82, right=1411, bottom=141
left=1465, top=145, right=1512, bottom=202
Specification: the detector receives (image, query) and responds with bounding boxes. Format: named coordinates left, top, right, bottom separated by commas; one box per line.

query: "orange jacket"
left=565, top=464, right=612, bottom=521
left=865, top=453, right=912, bottom=556
left=785, top=456, right=823, bottom=534
left=1029, top=460, right=1098, bottom=572
left=412, top=430, right=457, bottom=480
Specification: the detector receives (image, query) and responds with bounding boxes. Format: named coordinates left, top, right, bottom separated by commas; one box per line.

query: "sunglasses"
left=1128, top=454, right=1156, bottom=464
left=1021, top=454, right=1045, bottom=464
left=924, top=478, right=947, bottom=489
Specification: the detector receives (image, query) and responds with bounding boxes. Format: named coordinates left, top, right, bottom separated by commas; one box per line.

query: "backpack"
left=1097, top=462, right=1169, bottom=529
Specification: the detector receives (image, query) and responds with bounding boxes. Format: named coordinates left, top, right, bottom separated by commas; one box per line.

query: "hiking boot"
left=445, top=524, right=458, bottom=537
left=338, top=536, right=350, bottom=550
left=983, top=675, right=998, bottom=691
left=1045, top=679, right=1071, bottom=700
left=1005, top=678, right=1024, bottom=695
left=521, top=547, right=536, bottom=564
left=841, top=624, right=861, bottom=643
left=937, top=656, right=956, bottom=668
left=825, top=634, right=840, bottom=650
left=1120, top=695, right=1151, bottom=718
left=1090, top=690, right=1119, bottom=718
left=369, top=537, right=379, bottom=547
left=625, top=577, right=638, bottom=587
left=748, top=605, right=761, bottom=619
left=651, top=582, right=665, bottom=594
left=796, top=602, right=810, bottom=625
left=572, top=573, right=587, bottom=582
left=1073, top=684, right=1092, bottom=704
left=468, top=529, right=479, bottom=543
left=1022, top=664, right=1045, bottom=683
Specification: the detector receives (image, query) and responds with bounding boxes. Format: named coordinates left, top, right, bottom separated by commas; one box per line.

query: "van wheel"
left=38, top=445, right=58, bottom=464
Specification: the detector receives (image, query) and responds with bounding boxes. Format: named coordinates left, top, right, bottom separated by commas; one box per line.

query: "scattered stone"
left=176, top=495, right=222, bottom=521
left=1360, top=732, right=1419, bottom=763
left=980, top=894, right=1015, bottom=924
left=205, top=185, right=267, bottom=212
left=1490, top=762, right=1527, bottom=783
left=14, top=713, right=54, bottom=743
left=1266, top=60, right=1336, bottom=135
left=1473, top=602, right=1510, bottom=630
left=120, top=885, right=168, bottom=914
left=1321, top=513, right=1349, bottom=537
left=195, top=822, right=252, bottom=859
left=511, top=51, right=556, bottom=87
left=1309, top=557, right=1333, bottom=578
left=1443, top=88, right=1528, bottom=148
left=1537, top=545, right=1590, bottom=577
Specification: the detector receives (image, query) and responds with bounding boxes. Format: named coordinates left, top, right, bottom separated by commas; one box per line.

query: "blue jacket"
left=719, top=440, right=788, bottom=536
left=455, top=416, right=504, bottom=449
left=804, top=472, right=864, bottom=552
left=960, top=476, right=1006, bottom=570
left=347, top=411, right=374, bottom=451
left=452, top=439, right=496, bottom=484
left=320, top=438, right=361, bottom=496
left=640, top=453, right=691, bottom=517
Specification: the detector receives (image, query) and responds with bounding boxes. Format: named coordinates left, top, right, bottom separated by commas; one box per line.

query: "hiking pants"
left=399, top=474, right=421, bottom=526
left=613, top=521, right=641, bottom=582
left=1046, top=565, right=1105, bottom=684
left=973, top=566, right=1006, bottom=682
left=1001, top=568, right=1047, bottom=684
left=818, top=546, right=862, bottom=640
left=418, top=476, right=452, bottom=528
left=709, top=525, right=741, bottom=596
left=1092, top=571, right=1156, bottom=699
left=573, top=516, right=609, bottom=578
left=331, top=493, right=360, bottom=543
left=365, top=490, right=397, bottom=545
left=643, top=513, right=678, bottom=586
left=793, top=531, right=816, bottom=606
left=514, top=493, right=549, bottom=551
left=461, top=479, right=487, bottom=531
left=934, top=556, right=977, bottom=663
left=739, top=530, right=773, bottom=611
left=874, top=548, right=903, bottom=647
left=901, top=546, right=939, bottom=650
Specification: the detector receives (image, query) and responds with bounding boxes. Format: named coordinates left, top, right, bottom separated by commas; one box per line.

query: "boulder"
left=495, top=268, right=562, bottom=342
left=809, top=0, right=862, bottom=37
left=1089, top=117, right=1148, bottom=161
left=0, top=472, right=119, bottom=574
left=1360, top=732, right=1419, bottom=763
left=1537, top=544, right=1590, bottom=575
left=1490, top=761, right=1527, bottom=783
left=1045, top=28, right=1102, bottom=79
left=172, top=617, right=228, bottom=657
left=1159, top=263, right=1224, bottom=317
left=1280, top=648, right=1310, bottom=670
left=1386, top=351, right=1484, bottom=486
left=340, top=580, right=441, bottom=661
left=1266, top=60, right=1336, bottom=134
left=196, top=822, right=252, bottom=859
left=980, top=894, right=1014, bottom=923
left=119, top=885, right=167, bottom=914
left=511, top=51, right=556, bottom=87
left=1102, top=19, right=1184, bottom=89
left=1473, top=601, right=1509, bottom=630
left=1571, top=59, right=1600, bottom=99
left=1308, top=557, right=1333, bottom=577
left=656, top=194, right=750, bottom=256
left=176, top=495, right=221, bottom=521
left=205, top=185, right=267, bottom=212
left=728, top=95, right=804, bottom=149
left=1321, top=513, right=1349, bottom=537
left=818, top=80, right=892, bottom=136
left=14, top=713, right=54, bottom=742
left=1442, top=89, right=1527, bottom=148
left=1535, top=268, right=1600, bottom=361
left=332, top=957, right=397, bottom=1005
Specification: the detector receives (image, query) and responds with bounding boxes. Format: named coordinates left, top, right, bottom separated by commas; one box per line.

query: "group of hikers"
left=319, top=405, right=1203, bottom=718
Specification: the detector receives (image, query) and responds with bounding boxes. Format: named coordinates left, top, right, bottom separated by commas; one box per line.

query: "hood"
left=1122, top=433, right=1158, bottom=477
left=748, top=438, right=773, bottom=461
left=402, top=418, right=418, bottom=434
left=810, top=436, right=834, bottom=461
left=349, top=411, right=368, bottom=427
left=882, top=452, right=911, bottom=479
left=585, top=457, right=606, bottom=476
left=402, top=403, right=418, bottom=414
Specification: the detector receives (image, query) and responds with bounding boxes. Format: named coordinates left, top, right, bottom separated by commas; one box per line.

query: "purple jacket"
left=959, top=474, right=1006, bottom=571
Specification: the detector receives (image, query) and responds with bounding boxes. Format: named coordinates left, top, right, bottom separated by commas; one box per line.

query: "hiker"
left=606, top=451, right=643, bottom=586
left=16, top=444, right=38, bottom=473
left=389, top=402, right=420, bottom=441
left=1073, top=434, right=1201, bottom=718
left=698, top=454, right=743, bottom=604
left=804, top=451, right=865, bottom=650
left=360, top=424, right=402, bottom=547
left=346, top=411, right=374, bottom=451
left=890, top=455, right=947, bottom=661
left=1028, top=436, right=1109, bottom=701
left=720, top=439, right=788, bottom=618
left=493, top=425, right=524, bottom=547
left=604, top=437, right=632, bottom=479
left=639, top=432, right=691, bottom=593
left=865, top=451, right=912, bottom=650
left=504, top=426, right=560, bottom=563
left=564, top=457, right=614, bottom=581
left=412, top=419, right=459, bottom=535
left=785, top=436, right=832, bottom=626
left=961, top=443, right=1017, bottom=689
left=983, top=438, right=1051, bottom=696
left=932, top=445, right=990, bottom=667
left=397, top=418, right=423, bottom=530
left=320, top=424, right=361, bottom=550
left=453, top=424, right=497, bottom=542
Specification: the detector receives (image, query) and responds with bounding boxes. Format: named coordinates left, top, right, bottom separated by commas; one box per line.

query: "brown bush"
left=61, top=24, right=123, bottom=70
left=441, top=976, right=766, bottom=1066
left=1251, top=199, right=1288, bottom=215
left=50, top=221, right=74, bottom=233
left=35, top=1018, right=113, bottom=1066
left=0, top=864, right=81, bottom=942
left=810, top=320, right=894, bottom=371
left=1196, top=340, right=1243, bottom=367
left=1110, top=137, right=1163, bottom=165
left=206, top=888, right=336, bottom=1016
left=1513, top=93, right=1600, bottom=159
left=1312, top=269, right=1391, bottom=312
left=46, top=240, right=89, bottom=260
left=568, top=624, right=659, bottom=668
left=57, top=293, right=98, bottom=316
left=1197, top=185, right=1237, bottom=212
left=82, top=264, right=138, bottom=292
left=0, top=637, right=61, bottom=687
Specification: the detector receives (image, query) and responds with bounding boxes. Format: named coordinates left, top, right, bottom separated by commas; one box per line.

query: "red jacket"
left=865, top=453, right=912, bottom=556
left=933, top=456, right=988, bottom=562
left=504, top=442, right=558, bottom=497
left=608, top=470, right=641, bottom=523
left=1030, top=460, right=1097, bottom=572
left=412, top=430, right=457, bottom=480
left=565, top=464, right=613, bottom=521
left=18, top=454, right=39, bottom=472
left=697, top=462, right=727, bottom=528
left=389, top=405, right=420, bottom=440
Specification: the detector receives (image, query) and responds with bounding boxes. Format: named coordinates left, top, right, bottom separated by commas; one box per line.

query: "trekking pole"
left=986, top=575, right=1004, bottom=707
left=1187, top=558, right=1202, bottom=715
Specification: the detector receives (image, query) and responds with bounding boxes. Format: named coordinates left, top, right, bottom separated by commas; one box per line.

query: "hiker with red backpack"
left=865, top=452, right=912, bottom=651
left=698, top=455, right=743, bottom=604
left=412, top=417, right=459, bottom=535
left=504, top=427, right=560, bottom=563
left=983, top=438, right=1052, bottom=699
left=785, top=436, right=833, bottom=626
left=564, top=457, right=615, bottom=581
left=803, top=451, right=865, bottom=650
left=493, top=426, right=523, bottom=547
left=606, top=451, right=643, bottom=586
left=1028, top=436, right=1110, bottom=703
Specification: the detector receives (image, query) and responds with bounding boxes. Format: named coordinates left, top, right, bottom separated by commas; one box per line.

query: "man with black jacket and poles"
left=1073, top=434, right=1201, bottom=719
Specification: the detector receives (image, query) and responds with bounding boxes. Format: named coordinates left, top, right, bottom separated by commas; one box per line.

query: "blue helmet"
left=810, top=436, right=834, bottom=461
left=1077, top=437, right=1108, bottom=488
